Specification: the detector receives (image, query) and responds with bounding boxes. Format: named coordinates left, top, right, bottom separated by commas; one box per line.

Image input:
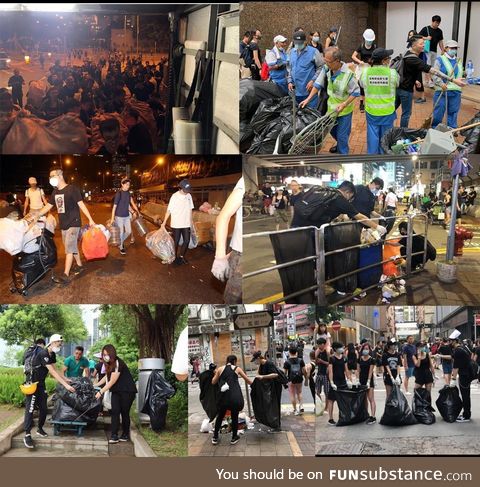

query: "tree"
left=315, top=306, right=345, bottom=325
left=0, top=305, right=87, bottom=346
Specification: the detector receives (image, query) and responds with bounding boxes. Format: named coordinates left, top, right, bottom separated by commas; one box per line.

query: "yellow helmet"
left=20, top=382, right=38, bottom=395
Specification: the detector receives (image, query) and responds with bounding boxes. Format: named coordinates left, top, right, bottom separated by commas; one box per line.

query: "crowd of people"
left=240, top=14, right=467, bottom=154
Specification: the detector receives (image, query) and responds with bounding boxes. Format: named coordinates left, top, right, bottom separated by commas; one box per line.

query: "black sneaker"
left=173, top=257, right=182, bottom=266
left=119, top=434, right=130, bottom=442
left=24, top=435, right=34, bottom=449
left=119, top=247, right=126, bottom=255
left=179, top=256, right=189, bottom=265
left=230, top=435, right=240, bottom=445
left=72, top=264, right=85, bottom=276
left=328, top=419, right=336, bottom=426
left=109, top=434, right=119, bottom=443
left=456, top=416, right=471, bottom=423
left=36, top=428, right=48, bottom=437
left=366, top=416, right=376, bottom=425
left=329, top=145, right=338, bottom=153
left=211, top=436, right=219, bottom=445
left=52, top=273, right=70, bottom=285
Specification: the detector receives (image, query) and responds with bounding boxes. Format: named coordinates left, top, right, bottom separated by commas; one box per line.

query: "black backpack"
left=23, top=345, right=42, bottom=382
left=294, top=186, right=340, bottom=225
left=390, top=51, right=419, bottom=85
left=288, top=358, right=304, bottom=384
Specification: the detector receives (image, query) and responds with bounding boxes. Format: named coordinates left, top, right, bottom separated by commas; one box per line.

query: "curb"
left=0, top=416, right=24, bottom=456
left=130, top=425, right=157, bottom=458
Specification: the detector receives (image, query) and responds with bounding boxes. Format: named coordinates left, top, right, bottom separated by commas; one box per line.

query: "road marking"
left=254, top=293, right=284, bottom=304
left=286, top=431, right=303, bottom=457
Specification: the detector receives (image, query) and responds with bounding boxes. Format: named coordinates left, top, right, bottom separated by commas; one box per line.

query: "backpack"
left=294, top=186, right=340, bottom=225
left=23, top=345, right=42, bottom=382
left=288, top=358, right=303, bottom=384
left=240, top=43, right=253, bottom=68
left=260, top=62, right=270, bottom=81
left=274, top=366, right=289, bottom=389
left=390, top=51, right=418, bottom=85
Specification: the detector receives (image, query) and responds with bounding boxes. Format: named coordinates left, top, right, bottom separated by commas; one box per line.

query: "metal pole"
left=446, top=174, right=460, bottom=262
left=238, top=330, right=252, bottom=417
left=316, top=227, right=327, bottom=305
left=406, top=215, right=413, bottom=274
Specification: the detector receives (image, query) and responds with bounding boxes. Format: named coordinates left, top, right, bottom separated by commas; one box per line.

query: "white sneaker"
left=294, top=410, right=300, bottom=416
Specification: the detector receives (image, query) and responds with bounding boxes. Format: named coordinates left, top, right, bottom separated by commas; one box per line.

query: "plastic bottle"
left=466, top=60, right=474, bottom=79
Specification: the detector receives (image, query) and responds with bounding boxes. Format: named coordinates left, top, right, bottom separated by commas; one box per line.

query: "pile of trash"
left=198, top=202, right=221, bottom=215
left=146, top=228, right=176, bottom=264
left=381, top=128, right=427, bottom=154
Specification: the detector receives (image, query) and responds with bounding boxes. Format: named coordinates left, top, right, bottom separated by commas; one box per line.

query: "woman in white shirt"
left=384, top=188, right=398, bottom=213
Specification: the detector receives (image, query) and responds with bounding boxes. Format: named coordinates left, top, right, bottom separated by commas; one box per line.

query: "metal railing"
left=243, top=213, right=429, bottom=305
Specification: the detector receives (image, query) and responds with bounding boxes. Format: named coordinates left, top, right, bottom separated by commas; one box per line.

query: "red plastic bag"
left=260, top=62, right=270, bottom=81
left=82, top=226, right=109, bottom=261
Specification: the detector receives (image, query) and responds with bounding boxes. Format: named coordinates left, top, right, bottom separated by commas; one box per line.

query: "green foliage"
left=315, top=306, right=345, bottom=325
left=0, top=305, right=87, bottom=346
left=0, top=368, right=55, bottom=408
left=164, top=363, right=187, bottom=431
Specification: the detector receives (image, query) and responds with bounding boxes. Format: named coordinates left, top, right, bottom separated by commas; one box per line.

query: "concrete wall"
left=240, top=2, right=387, bottom=64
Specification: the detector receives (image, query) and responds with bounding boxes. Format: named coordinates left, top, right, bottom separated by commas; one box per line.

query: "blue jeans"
left=395, top=88, right=413, bottom=128
left=432, top=90, right=462, bottom=129
left=330, top=112, right=352, bottom=154
left=296, top=93, right=318, bottom=109
left=115, top=216, right=132, bottom=248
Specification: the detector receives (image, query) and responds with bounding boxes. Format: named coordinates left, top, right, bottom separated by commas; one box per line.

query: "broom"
left=421, top=89, right=445, bottom=129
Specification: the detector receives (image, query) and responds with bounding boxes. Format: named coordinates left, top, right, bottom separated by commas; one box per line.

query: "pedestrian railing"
left=243, top=213, right=429, bottom=305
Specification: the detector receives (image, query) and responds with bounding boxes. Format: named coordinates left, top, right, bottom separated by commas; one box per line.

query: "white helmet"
left=363, top=29, right=376, bottom=42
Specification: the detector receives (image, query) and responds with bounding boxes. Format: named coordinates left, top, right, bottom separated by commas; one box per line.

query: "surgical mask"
left=362, top=349, right=370, bottom=356
left=52, top=346, right=61, bottom=353
left=49, top=177, right=59, bottom=187
left=312, top=36, right=320, bottom=43
left=371, top=188, right=379, bottom=196
left=294, top=42, right=304, bottom=50
left=447, top=49, right=457, bottom=58
left=103, top=355, right=110, bottom=363
left=279, top=47, right=285, bottom=52
left=336, top=348, right=345, bottom=354
left=365, top=41, right=373, bottom=48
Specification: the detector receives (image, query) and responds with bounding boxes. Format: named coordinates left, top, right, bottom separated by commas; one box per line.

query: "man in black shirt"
left=419, top=15, right=444, bottom=88
left=125, top=108, right=154, bottom=154
left=8, top=69, right=25, bottom=107
left=283, top=346, right=307, bottom=415
left=451, top=336, right=473, bottom=422
left=249, top=29, right=263, bottom=81
left=353, top=177, right=384, bottom=219
left=33, top=168, right=95, bottom=285
left=22, top=335, right=75, bottom=449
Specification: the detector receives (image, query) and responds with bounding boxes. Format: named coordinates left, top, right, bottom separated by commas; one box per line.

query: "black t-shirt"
left=418, top=25, right=444, bottom=52
left=358, top=356, right=374, bottom=385
left=453, top=346, right=471, bottom=375
left=289, top=192, right=303, bottom=207
left=309, top=42, right=324, bottom=54
left=329, top=355, right=347, bottom=386
left=316, top=349, right=329, bottom=375
left=95, top=362, right=105, bottom=380
left=353, top=185, right=376, bottom=216
left=32, top=348, right=56, bottom=384
left=127, top=122, right=154, bottom=154
left=400, top=51, right=432, bottom=92
left=355, top=43, right=377, bottom=62
left=108, top=359, right=137, bottom=393
left=475, top=347, right=480, bottom=364
left=8, top=74, right=24, bottom=92
left=382, top=351, right=401, bottom=378
left=284, top=357, right=305, bottom=383
left=49, top=184, right=83, bottom=230
left=291, top=193, right=358, bottom=228
left=274, top=194, right=287, bottom=210
left=249, top=41, right=262, bottom=64
left=258, top=359, right=277, bottom=376
left=439, top=344, right=453, bottom=364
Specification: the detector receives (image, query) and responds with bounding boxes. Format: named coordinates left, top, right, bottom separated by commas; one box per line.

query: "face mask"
left=312, top=36, right=320, bottom=43
left=447, top=49, right=457, bottom=57
left=371, top=188, right=379, bottom=196
left=49, top=177, right=59, bottom=187
left=279, top=47, right=285, bottom=52
left=103, top=355, right=110, bottom=363
left=52, top=346, right=61, bottom=353
left=362, top=349, right=370, bottom=356
left=365, top=41, right=373, bottom=48
left=336, top=348, right=344, bottom=354
left=422, top=347, right=428, bottom=353
left=294, top=42, right=304, bottom=50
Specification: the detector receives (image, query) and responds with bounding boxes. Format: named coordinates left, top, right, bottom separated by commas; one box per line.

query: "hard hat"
left=363, top=29, right=376, bottom=42
left=20, top=382, right=38, bottom=395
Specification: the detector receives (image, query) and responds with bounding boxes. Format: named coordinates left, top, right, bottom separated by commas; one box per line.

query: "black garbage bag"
left=56, top=377, right=101, bottom=414
left=435, top=385, right=463, bottom=423
left=199, top=369, right=220, bottom=421
left=381, top=127, right=427, bottom=154
left=250, top=378, right=281, bottom=429
left=270, top=227, right=316, bottom=304
left=325, top=224, right=361, bottom=294
left=12, top=229, right=57, bottom=292
left=141, top=370, right=176, bottom=431
left=380, top=385, right=418, bottom=426
left=239, top=79, right=284, bottom=123
left=51, top=396, right=99, bottom=424
left=460, top=111, right=480, bottom=147
left=335, top=386, right=369, bottom=426
left=412, top=388, right=436, bottom=425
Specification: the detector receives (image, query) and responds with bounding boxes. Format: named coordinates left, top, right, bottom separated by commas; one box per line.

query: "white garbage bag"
left=145, top=228, right=176, bottom=264
left=0, top=218, right=28, bottom=255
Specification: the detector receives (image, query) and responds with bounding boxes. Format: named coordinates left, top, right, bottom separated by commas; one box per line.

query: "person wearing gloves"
left=382, top=340, right=402, bottom=398
left=30, top=167, right=95, bottom=285
left=412, top=341, right=435, bottom=392
left=358, top=48, right=399, bottom=154
left=94, top=344, right=137, bottom=443
left=431, top=40, right=464, bottom=129
left=287, top=30, right=324, bottom=108
left=211, top=177, right=243, bottom=304
left=326, top=341, right=353, bottom=426
left=161, top=179, right=194, bottom=266
left=265, top=35, right=289, bottom=95
left=352, top=28, right=377, bottom=113
left=299, top=47, right=360, bottom=154
left=450, top=331, right=473, bottom=422
left=23, top=334, right=75, bottom=449
left=358, top=342, right=376, bottom=425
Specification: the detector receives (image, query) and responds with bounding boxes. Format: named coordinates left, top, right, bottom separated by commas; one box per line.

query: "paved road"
left=0, top=203, right=225, bottom=304
left=243, top=208, right=480, bottom=305
left=316, top=372, right=480, bottom=455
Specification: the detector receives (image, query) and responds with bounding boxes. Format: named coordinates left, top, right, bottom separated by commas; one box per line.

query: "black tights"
left=173, top=227, right=190, bottom=258
left=111, top=391, right=136, bottom=436
left=214, top=406, right=239, bottom=438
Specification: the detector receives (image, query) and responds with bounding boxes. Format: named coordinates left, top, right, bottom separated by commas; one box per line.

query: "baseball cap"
left=329, top=27, right=338, bottom=33
left=445, top=40, right=459, bottom=49
left=293, top=31, right=306, bottom=42
left=179, top=179, right=191, bottom=192
left=274, top=35, right=287, bottom=43
left=47, top=334, right=63, bottom=346
left=250, top=351, right=262, bottom=362
left=371, top=48, right=394, bottom=61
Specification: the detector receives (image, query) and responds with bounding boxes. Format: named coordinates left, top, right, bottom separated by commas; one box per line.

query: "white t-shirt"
left=230, top=177, right=244, bottom=253
left=171, top=327, right=188, bottom=376
left=385, top=192, right=398, bottom=208
left=25, top=187, right=45, bottom=210
left=167, top=191, right=194, bottom=228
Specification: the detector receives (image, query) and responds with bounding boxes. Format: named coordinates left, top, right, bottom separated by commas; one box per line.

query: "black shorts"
left=360, top=377, right=374, bottom=389
left=383, top=373, right=401, bottom=387
left=414, top=370, right=434, bottom=386
left=347, top=363, right=357, bottom=371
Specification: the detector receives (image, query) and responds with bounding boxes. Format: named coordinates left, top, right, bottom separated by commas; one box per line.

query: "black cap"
left=251, top=351, right=262, bottom=362
left=179, top=179, right=191, bottom=192
left=360, top=338, right=368, bottom=344
left=371, top=48, right=394, bottom=61
left=293, top=31, right=306, bottom=42
left=329, top=27, right=338, bottom=33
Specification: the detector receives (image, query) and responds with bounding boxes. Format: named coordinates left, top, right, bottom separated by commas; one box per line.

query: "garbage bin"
left=137, top=358, right=165, bottom=423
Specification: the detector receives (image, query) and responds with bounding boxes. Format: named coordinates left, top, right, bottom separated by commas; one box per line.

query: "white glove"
left=211, top=255, right=230, bottom=282
left=395, top=376, right=402, bottom=386
left=346, top=380, right=353, bottom=389
left=377, top=225, right=387, bottom=236
left=331, top=383, right=337, bottom=391
left=450, top=379, right=457, bottom=388
left=220, top=383, right=230, bottom=392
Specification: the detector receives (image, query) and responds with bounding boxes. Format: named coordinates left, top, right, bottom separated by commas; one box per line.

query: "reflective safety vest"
left=435, top=55, right=463, bottom=92
left=326, top=68, right=355, bottom=117
left=361, top=66, right=398, bottom=116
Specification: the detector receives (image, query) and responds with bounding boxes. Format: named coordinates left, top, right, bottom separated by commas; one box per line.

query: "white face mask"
left=103, top=355, right=110, bottom=363
left=52, top=346, right=61, bottom=353
left=49, top=177, right=59, bottom=187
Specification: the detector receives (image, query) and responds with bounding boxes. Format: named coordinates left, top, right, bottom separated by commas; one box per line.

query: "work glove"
left=377, top=225, right=387, bottom=236
left=395, top=376, right=402, bottom=386
left=346, top=380, right=353, bottom=389
left=331, top=383, right=337, bottom=391
left=450, top=379, right=457, bottom=388
left=211, top=254, right=231, bottom=282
